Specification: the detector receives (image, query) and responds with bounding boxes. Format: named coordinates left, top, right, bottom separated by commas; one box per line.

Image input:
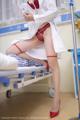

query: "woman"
left=6, top=0, right=66, bottom=118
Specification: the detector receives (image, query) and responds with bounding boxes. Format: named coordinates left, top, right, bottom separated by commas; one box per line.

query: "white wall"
left=0, top=0, right=80, bottom=93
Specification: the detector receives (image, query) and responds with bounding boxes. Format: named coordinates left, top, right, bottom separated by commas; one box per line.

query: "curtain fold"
left=56, top=0, right=70, bottom=9
left=0, top=0, right=25, bottom=25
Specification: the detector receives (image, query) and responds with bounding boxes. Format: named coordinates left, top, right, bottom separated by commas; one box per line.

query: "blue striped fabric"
left=9, top=54, right=44, bottom=67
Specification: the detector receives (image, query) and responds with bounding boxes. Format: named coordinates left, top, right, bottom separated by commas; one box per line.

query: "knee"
left=48, top=58, right=59, bottom=70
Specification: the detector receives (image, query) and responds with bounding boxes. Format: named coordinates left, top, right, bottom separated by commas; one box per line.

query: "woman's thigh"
left=6, top=36, right=43, bottom=54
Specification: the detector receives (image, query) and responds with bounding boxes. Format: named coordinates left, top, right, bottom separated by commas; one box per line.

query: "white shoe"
left=0, top=53, right=18, bottom=70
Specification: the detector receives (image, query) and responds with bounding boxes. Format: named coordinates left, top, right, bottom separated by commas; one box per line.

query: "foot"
left=50, top=110, right=59, bottom=118
left=50, top=97, right=60, bottom=118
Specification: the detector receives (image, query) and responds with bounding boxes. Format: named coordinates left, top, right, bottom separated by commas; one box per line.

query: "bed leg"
left=6, top=89, right=12, bottom=98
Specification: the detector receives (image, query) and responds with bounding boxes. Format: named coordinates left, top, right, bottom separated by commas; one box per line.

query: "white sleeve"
left=33, top=0, right=58, bottom=23
left=19, top=3, right=34, bottom=14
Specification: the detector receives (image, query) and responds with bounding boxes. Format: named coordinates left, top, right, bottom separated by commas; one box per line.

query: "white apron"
left=12, top=0, right=66, bottom=60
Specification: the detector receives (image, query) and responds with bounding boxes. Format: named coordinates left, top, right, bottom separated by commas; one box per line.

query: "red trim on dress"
left=27, top=0, right=39, bottom=9
left=34, top=0, right=39, bottom=9
left=36, top=23, right=50, bottom=41
left=27, top=1, right=35, bottom=9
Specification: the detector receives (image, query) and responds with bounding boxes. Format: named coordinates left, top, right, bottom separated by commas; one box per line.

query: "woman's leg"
left=6, top=36, right=46, bottom=66
left=6, top=36, right=42, bottom=55
left=43, top=27, right=60, bottom=112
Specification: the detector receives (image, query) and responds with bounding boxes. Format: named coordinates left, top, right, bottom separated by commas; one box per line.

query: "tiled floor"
left=0, top=92, right=79, bottom=120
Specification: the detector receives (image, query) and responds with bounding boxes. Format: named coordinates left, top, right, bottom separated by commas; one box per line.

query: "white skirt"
left=26, top=23, right=66, bottom=60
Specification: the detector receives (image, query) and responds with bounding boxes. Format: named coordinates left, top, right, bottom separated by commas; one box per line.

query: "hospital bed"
left=0, top=66, right=54, bottom=98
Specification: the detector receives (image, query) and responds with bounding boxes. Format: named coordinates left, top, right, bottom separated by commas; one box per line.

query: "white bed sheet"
left=0, top=66, right=46, bottom=77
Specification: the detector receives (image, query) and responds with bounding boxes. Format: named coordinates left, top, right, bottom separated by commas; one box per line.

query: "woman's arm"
left=22, top=0, right=59, bottom=23
left=33, top=0, right=58, bottom=24
left=23, top=9, right=58, bottom=23
left=33, top=10, right=58, bottom=24
left=23, top=13, right=34, bottom=21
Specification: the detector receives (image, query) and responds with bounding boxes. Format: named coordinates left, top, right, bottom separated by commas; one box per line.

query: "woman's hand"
left=23, top=13, right=34, bottom=22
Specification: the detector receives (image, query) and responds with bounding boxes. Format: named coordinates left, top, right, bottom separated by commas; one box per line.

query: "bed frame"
left=0, top=66, right=54, bottom=98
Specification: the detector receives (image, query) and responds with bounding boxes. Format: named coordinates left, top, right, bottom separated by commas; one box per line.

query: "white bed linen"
left=0, top=66, right=45, bottom=77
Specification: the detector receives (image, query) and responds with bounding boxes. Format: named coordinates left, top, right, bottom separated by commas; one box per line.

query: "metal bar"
left=69, top=0, right=80, bottom=119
